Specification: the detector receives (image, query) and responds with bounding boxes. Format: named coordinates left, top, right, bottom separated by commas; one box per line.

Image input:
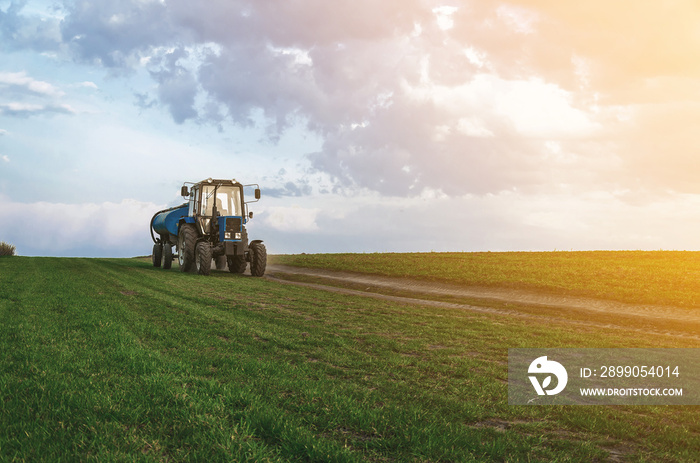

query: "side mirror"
left=254, top=188, right=261, bottom=200
left=248, top=211, right=254, bottom=219
left=181, top=186, right=189, bottom=197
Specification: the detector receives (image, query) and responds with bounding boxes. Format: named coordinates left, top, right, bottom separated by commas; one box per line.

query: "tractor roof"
left=193, top=178, right=242, bottom=186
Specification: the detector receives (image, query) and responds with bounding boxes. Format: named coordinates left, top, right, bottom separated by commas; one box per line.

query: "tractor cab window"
left=200, top=185, right=242, bottom=217
left=188, top=187, right=198, bottom=217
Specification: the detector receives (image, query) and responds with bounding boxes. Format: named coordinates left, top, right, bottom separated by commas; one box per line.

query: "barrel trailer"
left=150, top=178, right=266, bottom=276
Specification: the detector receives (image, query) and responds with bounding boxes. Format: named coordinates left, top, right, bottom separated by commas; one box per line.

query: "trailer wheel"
left=227, top=255, right=247, bottom=274
left=195, top=242, right=212, bottom=276
left=177, top=224, right=197, bottom=272
left=163, top=244, right=173, bottom=270
left=152, top=243, right=162, bottom=268
left=249, top=242, right=267, bottom=277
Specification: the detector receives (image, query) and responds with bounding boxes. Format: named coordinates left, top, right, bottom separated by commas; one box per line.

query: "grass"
left=272, top=251, right=700, bottom=308
left=1, top=256, right=699, bottom=461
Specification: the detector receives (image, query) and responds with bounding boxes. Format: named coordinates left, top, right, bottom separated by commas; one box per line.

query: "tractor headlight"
left=225, top=232, right=232, bottom=239
left=225, top=232, right=242, bottom=240
left=235, top=232, right=242, bottom=240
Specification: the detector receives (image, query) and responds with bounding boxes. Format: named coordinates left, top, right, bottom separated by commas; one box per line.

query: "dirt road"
left=265, top=264, right=700, bottom=340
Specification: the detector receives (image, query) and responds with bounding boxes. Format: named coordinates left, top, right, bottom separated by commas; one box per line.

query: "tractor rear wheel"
left=195, top=242, right=212, bottom=275
left=249, top=242, right=267, bottom=277
left=152, top=243, right=162, bottom=268
left=163, top=245, right=173, bottom=269
left=177, top=224, right=197, bottom=272
left=227, top=255, right=247, bottom=274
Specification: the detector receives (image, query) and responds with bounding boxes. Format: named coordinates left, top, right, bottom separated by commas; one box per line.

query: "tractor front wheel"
left=195, top=242, right=212, bottom=275
left=249, top=242, right=267, bottom=277
left=177, top=224, right=197, bottom=272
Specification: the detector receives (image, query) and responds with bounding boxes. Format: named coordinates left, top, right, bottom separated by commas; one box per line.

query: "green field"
left=273, top=251, right=700, bottom=308
left=1, top=256, right=698, bottom=461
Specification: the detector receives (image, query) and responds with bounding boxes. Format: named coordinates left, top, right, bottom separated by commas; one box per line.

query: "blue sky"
left=3, top=0, right=700, bottom=257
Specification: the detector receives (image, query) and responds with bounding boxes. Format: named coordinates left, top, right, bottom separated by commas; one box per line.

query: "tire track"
left=265, top=265, right=700, bottom=341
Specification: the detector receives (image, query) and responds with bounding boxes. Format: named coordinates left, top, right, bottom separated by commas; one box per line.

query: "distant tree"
left=0, top=241, right=16, bottom=257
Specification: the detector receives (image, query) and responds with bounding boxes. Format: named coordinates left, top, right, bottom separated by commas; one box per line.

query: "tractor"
left=150, top=178, right=266, bottom=276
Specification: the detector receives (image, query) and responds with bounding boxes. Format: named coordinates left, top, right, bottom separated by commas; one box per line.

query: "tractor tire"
left=177, top=224, right=197, bottom=272
left=163, top=245, right=173, bottom=270
left=249, top=242, right=267, bottom=277
left=215, top=255, right=227, bottom=270
left=152, top=243, right=162, bottom=268
left=195, top=242, right=212, bottom=276
left=227, top=255, right=247, bottom=274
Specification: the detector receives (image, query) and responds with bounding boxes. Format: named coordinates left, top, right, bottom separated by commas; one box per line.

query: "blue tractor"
left=150, top=178, right=266, bottom=276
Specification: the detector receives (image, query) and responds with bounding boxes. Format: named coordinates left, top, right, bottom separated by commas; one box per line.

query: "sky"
left=2, top=0, right=700, bottom=257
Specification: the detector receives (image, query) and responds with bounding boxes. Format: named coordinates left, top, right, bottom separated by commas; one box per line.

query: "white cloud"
left=457, top=117, right=494, bottom=137
left=0, top=102, right=76, bottom=117
left=267, top=45, right=313, bottom=66
left=0, top=71, right=64, bottom=97
left=256, top=189, right=700, bottom=254
left=0, top=196, right=162, bottom=256
left=494, top=78, right=601, bottom=138
left=53, top=0, right=625, bottom=199
left=261, top=205, right=320, bottom=232
left=404, top=73, right=600, bottom=139
left=463, top=46, right=488, bottom=69
left=1, top=102, right=42, bottom=112
left=433, top=6, right=459, bottom=30
left=2, top=155, right=9, bottom=163
left=78, top=81, right=98, bottom=89
left=496, top=4, right=539, bottom=34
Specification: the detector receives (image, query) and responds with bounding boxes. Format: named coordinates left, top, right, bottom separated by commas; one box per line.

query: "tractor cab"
left=183, top=180, right=245, bottom=238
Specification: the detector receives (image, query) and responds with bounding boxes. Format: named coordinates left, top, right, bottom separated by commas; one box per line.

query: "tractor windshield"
left=201, top=185, right=242, bottom=217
